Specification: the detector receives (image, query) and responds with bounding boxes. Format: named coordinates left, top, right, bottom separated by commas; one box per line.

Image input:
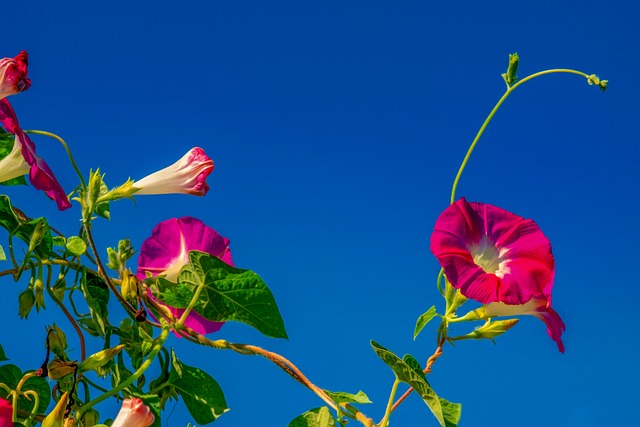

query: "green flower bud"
left=18, top=285, right=36, bottom=319
left=34, top=278, right=46, bottom=312
left=78, top=345, right=125, bottom=373
left=47, top=359, right=78, bottom=380
left=121, top=272, right=138, bottom=302
left=502, top=52, right=519, bottom=86
left=80, top=408, right=99, bottom=427
left=48, top=323, right=68, bottom=356
left=41, top=392, right=68, bottom=427
left=451, top=318, right=519, bottom=342
left=28, top=219, right=48, bottom=253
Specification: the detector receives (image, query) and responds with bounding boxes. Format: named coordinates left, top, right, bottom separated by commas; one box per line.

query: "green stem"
left=76, top=325, right=170, bottom=419
left=24, top=129, right=86, bottom=188
left=449, top=69, right=591, bottom=204
left=379, top=378, right=401, bottom=427
left=175, top=275, right=206, bottom=330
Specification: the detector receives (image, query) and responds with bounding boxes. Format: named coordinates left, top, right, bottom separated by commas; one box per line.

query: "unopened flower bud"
left=63, top=418, right=77, bottom=427
left=111, top=398, right=154, bottom=427
left=48, top=323, right=68, bottom=356
left=47, top=359, right=78, bottom=380
left=28, top=219, right=48, bottom=253
left=18, top=285, right=36, bottom=319
left=80, top=408, right=99, bottom=427
left=452, top=319, right=519, bottom=342
left=34, top=278, right=46, bottom=312
left=121, top=272, right=138, bottom=302
left=41, top=392, right=69, bottom=427
left=502, top=52, right=519, bottom=86
left=78, top=345, right=125, bottom=373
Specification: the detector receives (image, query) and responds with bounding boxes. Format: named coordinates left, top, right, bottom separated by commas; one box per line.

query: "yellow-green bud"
left=48, top=323, right=68, bottom=356
left=28, top=219, right=48, bottom=253
left=121, top=272, right=138, bottom=301
left=41, top=392, right=69, bottom=427
left=47, top=359, right=78, bottom=380
left=34, top=278, right=46, bottom=312
left=18, top=286, right=36, bottom=319
left=502, top=52, right=519, bottom=86
left=80, top=408, right=99, bottom=427
left=78, top=345, right=125, bottom=373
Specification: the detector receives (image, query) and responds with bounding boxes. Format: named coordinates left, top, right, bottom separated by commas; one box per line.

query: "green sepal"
left=414, top=306, right=438, bottom=340
left=370, top=341, right=461, bottom=427
left=169, top=349, right=228, bottom=424
left=155, top=251, right=288, bottom=339
left=288, top=407, right=337, bottom=427
left=450, top=318, right=519, bottom=342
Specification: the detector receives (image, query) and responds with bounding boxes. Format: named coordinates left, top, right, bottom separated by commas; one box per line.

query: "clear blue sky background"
left=1, top=1, right=638, bottom=426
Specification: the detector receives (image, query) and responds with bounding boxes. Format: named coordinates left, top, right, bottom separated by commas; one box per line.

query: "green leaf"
left=371, top=341, right=461, bottom=427
left=323, top=389, right=371, bottom=405
left=440, top=398, right=462, bottom=427
left=0, top=245, right=5, bottom=261
left=414, top=306, right=437, bottom=340
left=65, top=236, right=87, bottom=256
left=169, top=349, right=228, bottom=424
left=0, top=365, right=51, bottom=414
left=0, top=176, right=27, bottom=186
left=288, top=407, right=337, bottom=427
left=157, top=251, right=288, bottom=339
left=0, top=344, right=7, bottom=361
left=0, top=195, right=53, bottom=257
left=80, top=270, right=110, bottom=337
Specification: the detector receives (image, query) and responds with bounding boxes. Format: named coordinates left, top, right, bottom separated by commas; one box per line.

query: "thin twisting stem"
left=24, top=129, right=86, bottom=188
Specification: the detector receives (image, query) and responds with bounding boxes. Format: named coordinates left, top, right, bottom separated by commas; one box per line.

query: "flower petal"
left=111, top=398, right=155, bottom=427
left=0, top=99, right=71, bottom=210
left=0, top=50, right=31, bottom=99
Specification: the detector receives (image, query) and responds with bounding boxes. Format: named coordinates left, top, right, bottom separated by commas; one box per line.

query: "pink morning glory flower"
left=430, top=198, right=565, bottom=351
left=132, top=147, right=214, bottom=196
left=0, top=98, right=71, bottom=210
left=484, top=298, right=566, bottom=353
left=0, top=51, right=31, bottom=100
left=111, top=398, right=155, bottom=427
left=0, top=398, right=12, bottom=425
left=137, top=217, right=233, bottom=335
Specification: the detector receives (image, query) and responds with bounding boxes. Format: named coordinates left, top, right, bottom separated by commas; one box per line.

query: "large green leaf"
left=80, top=270, right=110, bottom=337
left=288, top=407, right=337, bottom=427
left=157, top=251, right=288, bottom=339
left=0, top=365, right=51, bottom=414
left=371, top=341, right=461, bottom=427
left=169, top=349, right=228, bottom=424
left=0, top=195, right=52, bottom=257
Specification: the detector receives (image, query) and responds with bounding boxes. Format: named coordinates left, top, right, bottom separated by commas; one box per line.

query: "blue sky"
left=1, top=1, right=638, bottom=426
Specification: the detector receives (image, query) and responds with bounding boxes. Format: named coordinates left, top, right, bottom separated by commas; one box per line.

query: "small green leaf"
left=81, top=270, right=110, bottom=337
left=371, top=341, right=461, bottom=427
left=414, top=306, right=437, bottom=340
left=65, top=236, right=87, bottom=256
left=169, top=349, right=228, bottom=424
left=157, top=251, right=288, bottom=339
left=0, top=344, right=7, bottom=361
left=288, top=407, right=337, bottom=427
left=323, top=389, right=371, bottom=405
left=0, top=245, right=5, bottom=261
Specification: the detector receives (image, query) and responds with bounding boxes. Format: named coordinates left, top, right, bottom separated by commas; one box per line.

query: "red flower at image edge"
left=430, top=198, right=565, bottom=352
left=0, top=398, right=12, bottom=425
left=136, top=217, right=233, bottom=335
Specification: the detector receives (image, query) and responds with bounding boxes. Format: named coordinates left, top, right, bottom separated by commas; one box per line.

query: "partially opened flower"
left=137, top=217, right=233, bottom=335
left=132, top=147, right=213, bottom=196
left=430, top=198, right=564, bottom=351
left=0, top=398, right=12, bottom=425
left=0, top=50, right=31, bottom=100
left=111, top=398, right=154, bottom=427
left=0, top=98, right=71, bottom=210
left=484, top=298, right=566, bottom=353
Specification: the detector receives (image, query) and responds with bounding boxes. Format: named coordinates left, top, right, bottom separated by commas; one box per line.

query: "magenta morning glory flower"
left=137, top=217, right=233, bottom=335
left=111, top=398, right=155, bottom=427
left=0, top=398, right=12, bottom=425
left=132, top=147, right=214, bottom=196
left=0, top=98, right=71, bottom=210
left=430, top=198, right=565, bottom=351
left=0, top=51, right=31, bottom=100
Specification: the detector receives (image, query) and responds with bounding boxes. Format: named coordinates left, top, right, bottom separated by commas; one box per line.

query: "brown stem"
left=389, top=344, right=444, bottom=414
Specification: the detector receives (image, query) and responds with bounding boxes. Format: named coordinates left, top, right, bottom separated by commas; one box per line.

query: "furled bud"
left=502, top=52, right=519, bottom=86
left=48, top=323, right=68, bottom=357
left=41, top=392, right=69, bottom=427
left=451, top=319, right=519, bottom=342
left=78, top=345, right=125, bottom=374
left=120, top=272, right=139, bottom=302
left=34, top=278, right=46, bottom=311
left=18, top=285, right=36, bottom=319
